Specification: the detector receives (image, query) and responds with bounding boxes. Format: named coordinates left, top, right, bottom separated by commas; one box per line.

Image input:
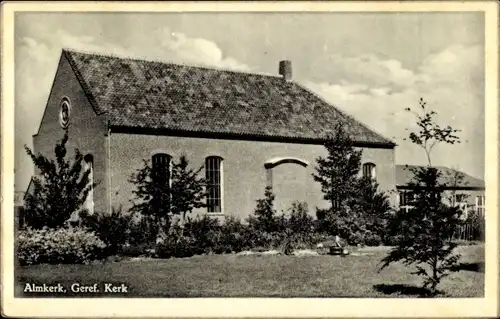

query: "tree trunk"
left=431, top=256, right=438, bottom=295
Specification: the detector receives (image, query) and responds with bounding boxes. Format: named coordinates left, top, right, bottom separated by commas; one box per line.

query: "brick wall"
left=109, top=133, right=396, bottom=220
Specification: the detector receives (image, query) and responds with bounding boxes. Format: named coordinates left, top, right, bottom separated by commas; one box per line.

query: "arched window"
left=205, top=156, right=223, bottom=213
left=151, top=153, right=172, bottom=214
left=83, top=154, right=94, bottom=215
left=362, top=162, right=376, bottom=180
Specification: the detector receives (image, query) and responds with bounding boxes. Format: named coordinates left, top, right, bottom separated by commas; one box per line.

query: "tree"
left=23, top=130, right=94, bottom=229
left=313, top=123, right=363, bottom=241
left=349, top=178, right=392, bottom=244
left=379, top=98, right=463, bottom=295
left=249, top=186, right=283, bottom=233
left=170, top=155, right=207, bottom=221
left=129, top=155, right=206, bottom=241
left=313, top=123, right=362, bottom=209
left=130, top=158, right=172, bottom=242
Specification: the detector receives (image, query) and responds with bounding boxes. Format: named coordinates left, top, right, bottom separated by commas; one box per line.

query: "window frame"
left=151, top=153, right=172, bottom=215
left=398, top=190, right=415, bottom=213
left=83, top=154, right=94, bottom=215
left=475, top=195, right=485, bottom=216
left=205, top=156, right=224, bottom=214
left=362, top=162, right=377, bottom=180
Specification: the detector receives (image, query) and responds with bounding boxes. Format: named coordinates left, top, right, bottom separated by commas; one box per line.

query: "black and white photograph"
left=1, top=1, right=498, bottom=318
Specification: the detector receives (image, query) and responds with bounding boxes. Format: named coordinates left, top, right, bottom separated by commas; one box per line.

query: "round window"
left=59, top=98, right=71, bottom=128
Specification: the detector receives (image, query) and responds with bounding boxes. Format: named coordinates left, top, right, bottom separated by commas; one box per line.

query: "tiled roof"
left=63, top=49, right=394, bottom=146
left=396, top=165, right=485, bottom=189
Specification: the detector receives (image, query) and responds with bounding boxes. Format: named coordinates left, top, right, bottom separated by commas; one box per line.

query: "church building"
left=30, top=49, right=397, bottom=220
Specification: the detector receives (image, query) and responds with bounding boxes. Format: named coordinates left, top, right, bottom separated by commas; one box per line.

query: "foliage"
left=348, top=178, right=393, bottom=244
left=182, top=215, right=221, bottom=254
left=127, top=214, right=158, bottom=248
left=80, top=206, right=132, bottom=256
left=17, top=227, right=106, bottom=265
left=248, top=186, right=286, bottom=233
left=217, top=216, right=248, bottom=253
left=170, top=155, right=207, bottom=221
left=380, top=98, right=464, bottom=295
left=23, top=130, right=94, bottom=229
left=311, top=122, right=392, bottom=246
left=312, top=122, right=362, bottom=209
left=405, top=98, right=460, bottom=166
left=129, top=158, right=172, bottom=240
left=287, top=201, right=314, bottom=234
left=129, top=155, right=206, bottom=242
left=155, top=233, right=197, bottom=259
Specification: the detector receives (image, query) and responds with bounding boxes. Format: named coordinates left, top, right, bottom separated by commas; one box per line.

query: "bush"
left=347, top=231, right=365, bottom=246
left=155, top=229, right=197, bottom=259
left=249, top=186, right=286, bottom=233
left=364, top=232, right=383, bottom=246
left=183, top=215, right=221, bottom=254
left=80, top=206, right=132, bottom=256
left=286, top=201, right=314, bottom=244
left=18, top=227, right=106, bottom=265
left=383, top=234, right=403, bottom=246
left=217, top=216, right=248, bottom=253
left=127, top=214, right=158, bottom=248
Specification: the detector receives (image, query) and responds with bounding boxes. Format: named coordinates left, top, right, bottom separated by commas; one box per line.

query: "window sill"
left=206, top=212, right=226, bottom=217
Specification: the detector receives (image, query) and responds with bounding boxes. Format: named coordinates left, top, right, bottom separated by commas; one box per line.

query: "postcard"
left=1, top=1, right=498, bottom=317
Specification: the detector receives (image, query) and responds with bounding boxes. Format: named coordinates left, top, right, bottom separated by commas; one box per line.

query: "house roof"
left=396, top=165, right=485, bottom=189
left=63, top=49, right=395, bottom=147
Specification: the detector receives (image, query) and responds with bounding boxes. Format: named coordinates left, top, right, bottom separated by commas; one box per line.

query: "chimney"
left=279, top=60, right=292, bottom=81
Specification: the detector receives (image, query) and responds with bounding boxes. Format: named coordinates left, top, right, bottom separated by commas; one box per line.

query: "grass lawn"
left=15, top=245, right=484, bottom=298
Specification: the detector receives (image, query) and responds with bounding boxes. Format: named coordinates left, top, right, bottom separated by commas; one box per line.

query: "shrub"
left=121, top=243, right=155, bottom=258
left=80, top=206, right=131, bottom=256
left=127, top=214, right=158, bottom=248
left=217, top=216, right=248, bottom=253
left=183, top=215, right=221, bottom=254
left=155, top=229, right=197, bottom=259
left=249, top=186, right=285, bottom=233
left=347, top=231, right=365, bottom=246
left=18, top=227, right=106, bottom=265
left=364, top=232, right=383, bottom=246
left=286, top=201, right=314, bottom=243
left=23, top=131, right=94, bottom=229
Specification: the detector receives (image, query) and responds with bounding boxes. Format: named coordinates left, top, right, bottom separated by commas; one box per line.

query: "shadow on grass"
left=451, top=262, right=484, bottom=273
left=373, top=284, right=437, bottom=297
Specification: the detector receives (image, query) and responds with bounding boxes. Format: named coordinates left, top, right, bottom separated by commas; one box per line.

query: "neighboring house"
left=28, top=49, right=397, bottom=220
left=395, top=165, right=486, bottom=218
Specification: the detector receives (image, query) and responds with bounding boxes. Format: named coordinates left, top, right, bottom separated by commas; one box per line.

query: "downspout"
left=107, top=119, right=112, bottom=213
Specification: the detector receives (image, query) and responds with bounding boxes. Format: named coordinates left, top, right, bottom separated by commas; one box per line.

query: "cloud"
left=164, top=32, right=251, bottom=71
left=303, top=44, right=484, bottom=179
left=309, top=52, right=419, bottom=92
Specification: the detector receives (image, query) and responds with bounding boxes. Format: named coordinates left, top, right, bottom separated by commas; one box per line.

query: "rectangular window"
left=206, top=156, right=223, bottom=213
left=476, top=195, right=485, bottom=216
left=152, top=153, right=171, bottom=214
left=362, top=163, right=376, bottom=180
left=83, top=154, right=94, bottom=215
left=399, top=191, right=414, bottom=212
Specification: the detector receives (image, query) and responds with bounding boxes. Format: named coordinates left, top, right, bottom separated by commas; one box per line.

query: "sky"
left=14, top=12, right=485, bottom=191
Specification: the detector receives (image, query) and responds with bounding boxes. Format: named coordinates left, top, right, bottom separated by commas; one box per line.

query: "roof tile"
left=64, top=49, right=394, bottom=145
left=396, top=165, right=485, bottom=189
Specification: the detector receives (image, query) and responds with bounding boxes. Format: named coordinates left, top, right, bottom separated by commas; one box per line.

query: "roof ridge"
left=62, top=47, right=282, bottom=79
